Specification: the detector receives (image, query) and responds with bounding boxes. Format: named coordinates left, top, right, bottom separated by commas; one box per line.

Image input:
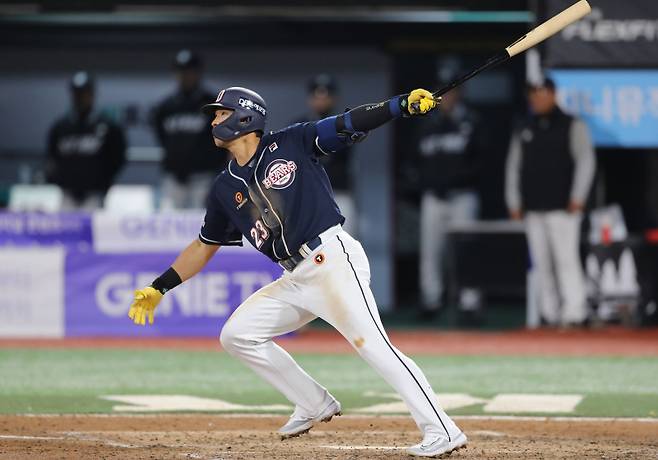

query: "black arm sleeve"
left=314, top=94, right=408, bottom=154
left=336, top=94, right=407, bottom=133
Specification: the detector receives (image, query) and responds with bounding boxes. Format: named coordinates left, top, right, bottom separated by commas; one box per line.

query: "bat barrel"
left=505, top=0, right=591, bottom=57
left=427, top=1, right=591, bottom=101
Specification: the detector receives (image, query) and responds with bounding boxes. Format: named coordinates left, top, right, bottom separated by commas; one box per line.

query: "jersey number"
left=250, top=220, right=270, bottom=249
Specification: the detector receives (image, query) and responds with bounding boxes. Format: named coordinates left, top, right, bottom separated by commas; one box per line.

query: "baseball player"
left=128, top=86, right=467, bottom=457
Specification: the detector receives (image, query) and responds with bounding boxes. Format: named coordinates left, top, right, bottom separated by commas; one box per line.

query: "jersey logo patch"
left=262, top=159, right=297, bottom=190
left=268, top=142, right=278, bottom=152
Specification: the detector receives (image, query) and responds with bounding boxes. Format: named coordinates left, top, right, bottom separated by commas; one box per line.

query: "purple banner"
left=65, top=248, right=282, bottom=336
left=0, top=212, right=92, bottom=246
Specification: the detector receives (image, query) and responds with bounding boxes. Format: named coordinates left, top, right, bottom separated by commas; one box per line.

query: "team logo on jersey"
left=262, top=159, right=297, bottom=190
left=234, top=191, right=244, bottom=204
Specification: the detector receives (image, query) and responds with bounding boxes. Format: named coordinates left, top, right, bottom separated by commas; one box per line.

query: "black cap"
left=174, top=49, right=202, bottom=70
left=527, top=77, right=556, bottom=92
left=70, top=71, right=94, bottom=91
left=308, top=74, right=337, bottom=96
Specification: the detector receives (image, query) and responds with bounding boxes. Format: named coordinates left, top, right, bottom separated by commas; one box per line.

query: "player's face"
left=72, top=88, right=94, bottom=114
left=212, top=109, right=234, bottom=147
left=528, top=87, right=556, bottom=115
left=176, top=68, right=201, bottom=93
left=308, top=90, right=335, bottom=117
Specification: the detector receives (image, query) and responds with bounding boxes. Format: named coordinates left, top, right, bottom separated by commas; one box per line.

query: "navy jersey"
left=199, top=122, right=345, bottom=262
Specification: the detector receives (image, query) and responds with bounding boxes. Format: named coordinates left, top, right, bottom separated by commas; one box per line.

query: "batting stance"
left=128, top=86, right=467, bottom=457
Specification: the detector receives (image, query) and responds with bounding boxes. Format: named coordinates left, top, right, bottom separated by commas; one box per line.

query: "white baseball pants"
left=220, top=225, right=462, bottom=439
left=525, top=211, right=587, bottom=324
left=419, top=190, right=479, bottom=309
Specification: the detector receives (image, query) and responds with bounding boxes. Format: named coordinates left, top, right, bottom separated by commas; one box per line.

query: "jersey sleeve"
left=198, top=188, right=244, bottom=246
left=279, top=121, right=336, bottom=157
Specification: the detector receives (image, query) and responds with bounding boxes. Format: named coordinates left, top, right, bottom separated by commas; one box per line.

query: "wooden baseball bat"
left=425, top=0, right=591, bottom=101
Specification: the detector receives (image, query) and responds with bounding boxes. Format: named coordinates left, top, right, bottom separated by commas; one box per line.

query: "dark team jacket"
left=414, top=104, right=483, bottom=198
left=292, top=113, right=352, bottom=191
left=154, top=87, right=228, bottom=182
left=47, top=111, right=126, bottom=201
left=519, top=107, right=575, bottom=211
left=199, top=122, right=345, bottom=262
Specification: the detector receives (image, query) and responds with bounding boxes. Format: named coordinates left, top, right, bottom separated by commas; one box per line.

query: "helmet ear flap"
left=238, top=115, right=253, bottom=126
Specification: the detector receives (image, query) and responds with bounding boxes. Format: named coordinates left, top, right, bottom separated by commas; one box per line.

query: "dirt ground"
left=1, top=414, right=656, bottom=460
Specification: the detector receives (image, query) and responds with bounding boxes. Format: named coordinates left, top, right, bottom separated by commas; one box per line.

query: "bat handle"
left=432, top=86, right=455, bottom=100
left=432, top=51, right=511, bottom=100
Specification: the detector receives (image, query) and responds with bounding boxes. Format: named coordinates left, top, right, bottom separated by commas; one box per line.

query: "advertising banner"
left=92, top=211, right=210, bottom=253
left=544, top=0, right=658, bottom=67
left=550, top=70, right=658, bottom=148
left=65, top=247, right=281, bottom=336
left=0, top=247, right=65, bottom=337
left=0, top=212, right=91, bottom=246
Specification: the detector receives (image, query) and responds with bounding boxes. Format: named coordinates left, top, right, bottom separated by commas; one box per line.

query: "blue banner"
left=550, top=70, right=658, bottom=148
left=0, top=212, right=92, bottom=246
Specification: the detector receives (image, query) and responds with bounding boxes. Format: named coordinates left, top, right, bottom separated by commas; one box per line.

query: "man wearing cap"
left=128, top=86, right=469, bottom=457
left=47, top=71, right=126, bottom=210
left=154, top=49, right=228, bottom=209
left=293, top=75, right=357, bottom=235
left=413, top=64, right=485, bottom=317
left=505, top=78, right=596, bottom=326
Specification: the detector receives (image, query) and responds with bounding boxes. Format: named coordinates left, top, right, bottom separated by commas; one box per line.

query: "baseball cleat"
left=406, top=431, right=468, bottom=458
left=278, top=398, right=342, bottom=440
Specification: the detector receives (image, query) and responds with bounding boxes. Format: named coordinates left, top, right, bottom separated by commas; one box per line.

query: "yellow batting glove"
left=128, top=287, right=163, bottom=326
left=407, top=88, right=440, bottom=115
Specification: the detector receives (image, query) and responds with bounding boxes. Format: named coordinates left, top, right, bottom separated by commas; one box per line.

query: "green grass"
left=0, top=349, right=656, bottom=417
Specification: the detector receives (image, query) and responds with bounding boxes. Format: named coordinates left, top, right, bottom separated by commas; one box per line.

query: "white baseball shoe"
left=278, top=398, right=342, bottom=440
left=406, top=431, right=468, bottom=457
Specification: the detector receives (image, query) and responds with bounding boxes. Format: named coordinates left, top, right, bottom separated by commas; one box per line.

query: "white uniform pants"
left=419, top=191, right=479, bottom=309
left=525, top=211, right=587, bottom=324
left=220, top=225, right=461, bottom=439
left=160, top=173, right=214, bottom=210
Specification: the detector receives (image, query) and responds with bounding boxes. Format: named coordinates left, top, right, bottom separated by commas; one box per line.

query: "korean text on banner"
left=551, top=70, right=658, bottom=148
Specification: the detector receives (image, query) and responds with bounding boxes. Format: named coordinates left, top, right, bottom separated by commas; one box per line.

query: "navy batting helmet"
left=201, top=87, right=267, bottom=141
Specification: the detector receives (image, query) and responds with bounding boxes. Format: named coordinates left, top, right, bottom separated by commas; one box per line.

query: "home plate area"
left=101, top=392, right=584, bottom=414
left=1, top=414, right=656, bottom=460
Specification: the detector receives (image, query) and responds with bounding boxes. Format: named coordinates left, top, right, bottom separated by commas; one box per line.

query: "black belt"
left=278, top=236, right=323, bottom=272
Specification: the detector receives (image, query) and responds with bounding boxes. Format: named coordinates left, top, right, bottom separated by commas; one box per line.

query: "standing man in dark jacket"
left=293, top=75, right=357, bottom=235
left=154, top=50, right=228, bottom=209
left=505, top=78, right=595, bottom=326
left=414, top=71, right=484, bottom=315
left=47, top=71, right=126, bottom=210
